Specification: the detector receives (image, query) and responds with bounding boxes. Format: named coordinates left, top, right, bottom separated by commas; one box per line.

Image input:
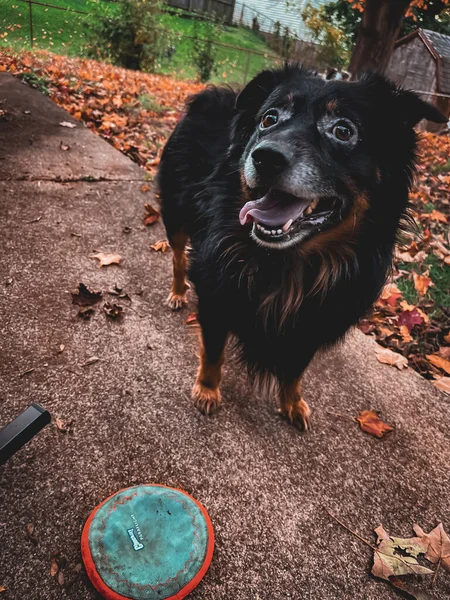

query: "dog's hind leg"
left=192, top=310, right=228, bottom=416
left=278, top=378, right=311, bottom=432
left=167, top=231, right=190, bottom=311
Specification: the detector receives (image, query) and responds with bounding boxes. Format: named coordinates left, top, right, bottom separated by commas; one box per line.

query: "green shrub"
left=19, top=70, right=50, bottom=95
left=86, top=0, right=176, bottom=71
left=191, top=18, right=223, bottom=83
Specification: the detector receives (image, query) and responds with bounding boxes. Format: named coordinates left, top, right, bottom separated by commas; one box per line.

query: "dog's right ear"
left=235, top=70, right=280, bottom=114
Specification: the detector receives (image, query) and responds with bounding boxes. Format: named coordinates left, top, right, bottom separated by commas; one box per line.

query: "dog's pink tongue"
left=239, top=193, right=309, bottom=227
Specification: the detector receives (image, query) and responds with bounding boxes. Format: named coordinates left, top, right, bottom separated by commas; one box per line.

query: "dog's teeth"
left=271, top=230, right=276, bottom=235
left=277, top=229, right=282, bottom=235
left=310, top=198, right=319, bottom=210
left=282, top=219, right=293, bottom=233
left=305, top=206, right=312, bottom=216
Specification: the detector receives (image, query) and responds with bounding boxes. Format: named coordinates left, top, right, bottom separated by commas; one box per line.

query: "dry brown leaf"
left=50, top=558, right=59, bottom=577
left=433, top=377, right=450, bottom=395
left=185, top=313, right=198, bottom=326
left=55, top=417, right=73, bottom=433
left=356, top=410, right=394, bottom=438
left=103, top=302, right=123, bottom=319
left=151, top=240, right=169, bottom=253
left=380, top=283, right=402, bottom=306
left=143, top=204, right=160, bottom=226
left=59, top=121, right=76, bottom=128
left=413, top=523, right=450, bottom=573
left=426, top=354, right=450, bottom=375
left=0, top=586, right=6, bottom=593
left=71, top=283, right=102, bottom=307
left=375, top=347, right=408, bottom=370
left=90, top=252, right=122, bottom=267
left=395, top=249, right=416, bottom=263
left=399, top=325, right=413, bottom=343
left=428, top=210, right=448, bottom=223
left=438, top=347, right=450, bottom=360
left=413, top=272, right=433, bottom=296
left=141, top=184, right=150, bottom=193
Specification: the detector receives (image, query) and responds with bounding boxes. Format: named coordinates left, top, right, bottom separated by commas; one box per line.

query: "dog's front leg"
left=279, top=378, right=311, bottom=431
left=192, top=309, right=228, bottom=416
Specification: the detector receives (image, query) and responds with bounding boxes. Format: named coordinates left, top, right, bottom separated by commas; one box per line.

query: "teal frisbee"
left=81, top=484, right=214, bottom=600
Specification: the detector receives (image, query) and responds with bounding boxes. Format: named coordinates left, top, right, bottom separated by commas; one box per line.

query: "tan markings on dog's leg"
left=192, top=337, right=225, bottom=416
left=167, top=231, right=190, bottom=311
left=279, top=378, right=311, bottom=431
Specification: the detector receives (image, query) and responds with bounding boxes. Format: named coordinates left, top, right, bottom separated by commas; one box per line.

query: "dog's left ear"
left=395, top=88, right=448, bottom=127
left=235, top=69, right=280, bottom=113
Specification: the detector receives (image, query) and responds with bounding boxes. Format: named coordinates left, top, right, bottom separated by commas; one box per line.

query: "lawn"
left=0, top=0, right=281, bottom=83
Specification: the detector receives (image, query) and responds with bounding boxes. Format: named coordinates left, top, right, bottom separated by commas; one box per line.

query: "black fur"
left=158, top=65, right=446, bottom=388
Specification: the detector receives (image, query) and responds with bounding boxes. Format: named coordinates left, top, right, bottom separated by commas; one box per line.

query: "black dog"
left=158, top=65, right=446, bottom=430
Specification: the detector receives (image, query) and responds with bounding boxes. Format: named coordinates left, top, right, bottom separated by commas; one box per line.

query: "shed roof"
left=395, top=28, right=450, bottom=94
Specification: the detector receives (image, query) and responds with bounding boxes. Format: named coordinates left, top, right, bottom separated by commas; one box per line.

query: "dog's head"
left=235, top=65, right=447, bottom=250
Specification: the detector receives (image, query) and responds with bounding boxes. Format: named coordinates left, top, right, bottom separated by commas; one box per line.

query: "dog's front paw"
left=192, top=382, right=222, bottom=416
left=167, top=291, right=188, bottom=311
left=279, top=398, right=311, bottom=431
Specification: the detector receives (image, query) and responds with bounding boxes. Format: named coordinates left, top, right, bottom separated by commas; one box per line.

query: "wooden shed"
left=386, top=28, right=450, bottom=131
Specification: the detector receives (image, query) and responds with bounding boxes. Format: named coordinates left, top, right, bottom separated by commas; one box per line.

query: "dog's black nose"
left=252, top=144, right=289, bottom=177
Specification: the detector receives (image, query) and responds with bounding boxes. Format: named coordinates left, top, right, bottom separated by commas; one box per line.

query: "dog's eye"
left=332, top=122, right=354, bottom=142
left=260, top=110, right=279, bottom=129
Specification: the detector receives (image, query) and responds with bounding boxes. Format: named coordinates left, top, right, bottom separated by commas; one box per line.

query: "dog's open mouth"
left=239, top=188, right=336, bottom=243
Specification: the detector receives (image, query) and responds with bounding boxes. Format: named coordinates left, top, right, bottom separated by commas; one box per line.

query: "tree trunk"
left=349, top=0, right=411, bottom=76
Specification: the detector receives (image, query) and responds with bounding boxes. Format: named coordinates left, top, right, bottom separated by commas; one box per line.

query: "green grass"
left=0, top=0, right=280, bottom=82
left=154, top=15, right=281, bottom=83
left=397, top=254, right=450, bottom=314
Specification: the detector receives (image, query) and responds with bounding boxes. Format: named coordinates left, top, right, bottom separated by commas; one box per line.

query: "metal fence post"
left=28, top=0, right=33, bottom=48
left=243, top=50, right=251, bottom=84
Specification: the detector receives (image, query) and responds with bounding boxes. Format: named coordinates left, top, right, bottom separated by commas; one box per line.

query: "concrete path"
left=0, top=73, right=449, bottom=600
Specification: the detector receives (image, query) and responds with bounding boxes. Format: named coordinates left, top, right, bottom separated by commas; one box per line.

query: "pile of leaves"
left=0, top=48, right=448, bottom=387
left=0, top=49, right=203, bottom=169
left=360, top=132, right=450, bottom=391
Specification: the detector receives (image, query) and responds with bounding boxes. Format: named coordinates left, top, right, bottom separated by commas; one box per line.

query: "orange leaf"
left=412, top=271, right=432, bottom=296
left=426, top=354, right=450, bottom=375
left=429, top=210, right=448, bottom=223
left=141, top=184, right=150, bottom=193
left=89, top=252, right=122, bottom=267
left=143, top=204, right=160, bottom=226
left=151, top=240, right=169, bottom=253
left=185, top=313, right=198, bottom=326
left=375, top=347, right=408, bottom=370
left=380, top=283, right=402, bottom=306
left=356, top=410, right=394, bottom=438
left=433, top=377, right=450, bottom=395
left=399, top=325, right=412, bottom=343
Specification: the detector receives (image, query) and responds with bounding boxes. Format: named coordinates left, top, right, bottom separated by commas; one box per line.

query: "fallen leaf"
left=413, top=523, right=450, bottom=573
left=445, top=333, right=450, bottom=344
left=50, top=558, right=59, bottom=577
left=426, top=354, right=450, bottom=375
left=438, top=347, right=450, bottom=360
left=26, top=523, right=38, bottom=545
left=89, top=252, right=121, bottom=267
left=185, top=313, right=198, bottom=326
left=395, top=250, right=416, bottom=263
left=0, top=586, right=5, bottom=593
left=58, top=344, right=65, bottom=353
left=380, top=283, right=402, bottom=306
left=103, top=302, right=123, bottom=319
left=372, top=524, right=433, bottom=582
left=71, top=283, right=102, bottom=306
left=151, top=240, right=169, bottom=252
left=359, top=319, right=376, bottom=334
left=375, top=347, right=408, bottom=370
left=428, top=210, right=448, bottom=223
left=413, top=272, right=433, bottom=296
left=59, top=121, right=76, bottom=128
left=143, top=204, right=160, bottom=226
left=55, top=417, right=73, bottom=433
left=433, top=377, right=450, bottom=394
left=59, top=141, right=70, bottom=151
left=82, top=356, right=100, bottom=367
left=356, top=410, right=394, bottom=438
left=398, top=308, right=424, bottom=332
left=398, top=325, right=412, bottom=343
left=57, top=570, right=65, bottom=586
left=79, top=306, right=96, bottom=320
left=141, top=184, right=150, bottom=192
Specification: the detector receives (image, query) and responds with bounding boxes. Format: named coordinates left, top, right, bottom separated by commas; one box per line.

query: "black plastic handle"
left=0, top=403, right=51, bottom=465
